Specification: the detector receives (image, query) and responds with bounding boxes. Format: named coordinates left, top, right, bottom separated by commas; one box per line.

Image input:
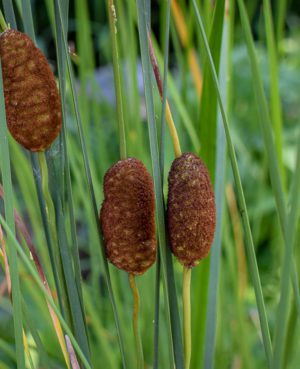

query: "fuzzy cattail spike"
left=0, top=29, right=62, bottom=151
left=167, top=152, right=216, bottom=267
left=100, top=158, right=156, bottom=275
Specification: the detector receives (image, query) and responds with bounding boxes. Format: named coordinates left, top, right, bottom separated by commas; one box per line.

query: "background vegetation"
left=0, top=0, right=300, bottom=369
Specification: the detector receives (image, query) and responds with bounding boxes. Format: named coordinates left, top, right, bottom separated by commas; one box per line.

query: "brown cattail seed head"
left=167, top=152, right=216, bottom=267
left=100, top=158, right=156, bottom=275
left=0, top=29, right=62, bottom=151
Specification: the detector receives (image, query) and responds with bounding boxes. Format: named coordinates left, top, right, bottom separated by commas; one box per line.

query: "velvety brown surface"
left=167, top=152, right=216, bottom=267
left=0, top=29, right=61, bottom=151
left=100, top=158, right=156, bottom=275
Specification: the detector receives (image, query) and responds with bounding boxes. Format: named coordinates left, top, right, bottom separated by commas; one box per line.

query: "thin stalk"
left=276, top=0, right=286, bottom=46
left=148, top=35, right=182, bottom=158
left=0, top=59, right=25, bottom=369
left=21, top=0, right=35, bottom=40
left=54, top=3, right=127, bottom=366
left=128, top=274, right=144, bottom=369
left=2, top=1, right=16, bottom=29
left=0, top=10, right=8, bottom=31
left=263, top=0, right=285, bottom=187
left=154, top=1, right=171, bottom=366
left=107, top=0, right=127, bottom=159
left=37, top=151, right=70, bottom=323
left=136, top=1, right=185, bottom=367
left=235, top=2, right=300, bottom=368
left=183, top=267, right=192, bottom=369
left=191, top=1, right=273, bottom=366
left=159, top=0, right=171, bottom=172
left=203, top=3, right=229, bottom=367
left=0, top=216, right=91, bottom=369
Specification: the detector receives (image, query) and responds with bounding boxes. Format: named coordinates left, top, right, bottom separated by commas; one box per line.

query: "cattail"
left=0, top=29, right=61, bottom=151
left=167, top=152, right=216, bottom=267
left=100, top=158, right=156, bottom=275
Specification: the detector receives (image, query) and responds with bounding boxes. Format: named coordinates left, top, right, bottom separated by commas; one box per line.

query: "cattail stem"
left=183, top=266, right=192, bottom=369
left=107, top=0, right=127, bottom=160
left=148, top=33, right=182, bottom=158
left=129, top=273, right=144, bottom=369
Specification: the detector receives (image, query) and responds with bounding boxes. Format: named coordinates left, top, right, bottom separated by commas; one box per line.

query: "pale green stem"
left=0, top=10, right=8, bottom=31
left=37, top=151, right=70, bottom=323
left=107, top=0, right=127, bottom=160
left=183, top=266, right=192, bottom=369
left=129, top=274, right=144, bottom=369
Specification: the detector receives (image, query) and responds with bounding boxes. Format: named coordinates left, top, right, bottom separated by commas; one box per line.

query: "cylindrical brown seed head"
left=0, top=29, right=62, bottom=151
left=100, top=158, right=156, bottom=275
left=167, top=152, right=216, bottom=268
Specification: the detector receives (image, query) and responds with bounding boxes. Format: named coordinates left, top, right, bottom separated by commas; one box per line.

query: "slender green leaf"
left=136, top=1, right=184, bottom=368
left=263, top=0, right=285, bottom=186
left=154, top=1, right=171, bottom=368
left=2, top=0, right=16, bottom=28
left=236, top=2, right=300, bottom=368
left=107, top=0, right=127, bottom=160
left=0, top=216, right=92, bottom=369
left=203, top=6, right=228, bottom=369
left=53, top=2, right=128, bottom=367
left=0, top=59, right=25, bottom=369
left=192, top=1, right=273, bottom=367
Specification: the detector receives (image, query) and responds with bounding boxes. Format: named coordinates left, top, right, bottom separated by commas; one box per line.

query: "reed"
left=0, top=1, right=299, bottom=369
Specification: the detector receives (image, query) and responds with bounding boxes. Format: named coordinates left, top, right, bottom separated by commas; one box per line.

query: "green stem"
left=37, top=151, right=70, bottom=324
left=0, top=215, right=91, bottom=369
left=38, top=152, right=57, bottom=247
left=107, top=0, right=127, bottom=160
left=183, top=266, right=192, bottom=369
left=129, top=274, right=144, bottom=369
left=0, top=59, right=25, bottom=369
left=0, top=10, right=8, bottom=31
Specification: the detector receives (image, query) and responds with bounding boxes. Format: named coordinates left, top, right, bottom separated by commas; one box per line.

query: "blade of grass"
left=0, top=59, right=25, bottom=369
left=53, top=0, right=85, bottom=316
left=38, top=152, right=72, bottom=326
left=21, top=315, right=55, bottom=369
left=271, top=131, right=300, bottom=369
left=197, top=0, right=225, bottom=179
left=203, top=3, right=229, bottom=368
left=52, top=2, right=91, bottom=362
left=171, top=0, right=202, bottom=97
left=0, top=216, right=92, bottom=369
left=191, top=3, right=225, bottom=368
left=275, top=0, right=287, bottom=45
left=107, top=0, right=127, bottom=160
left=236, top=2, right=300, bottom=368
left=22, top=0, right=90, bottom=361
left=148, top=35, right=181, bottom=158
left=151, top=39, right=200, bottom=152
left=2, top=1, right=16, bottom=28
left=154, top=1, right=171, bottom=367
left=136, top=1, right=184, bottom=368
left=192, top=1, right=273, bottom=367
left=14, top=209, right=71, bottom=368
left=51, top=185, right=91, bottom=366
left=16, top=0, right=67, bottom=320
left=53, top=2, right=127, bottom=367
left=21, top=0, right=35, bottom=39
left=263, top=0, right=285, bottom=186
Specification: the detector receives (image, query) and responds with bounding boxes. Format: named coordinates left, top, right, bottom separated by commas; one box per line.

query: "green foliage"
left=0, top=1, right=299, bottom=368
